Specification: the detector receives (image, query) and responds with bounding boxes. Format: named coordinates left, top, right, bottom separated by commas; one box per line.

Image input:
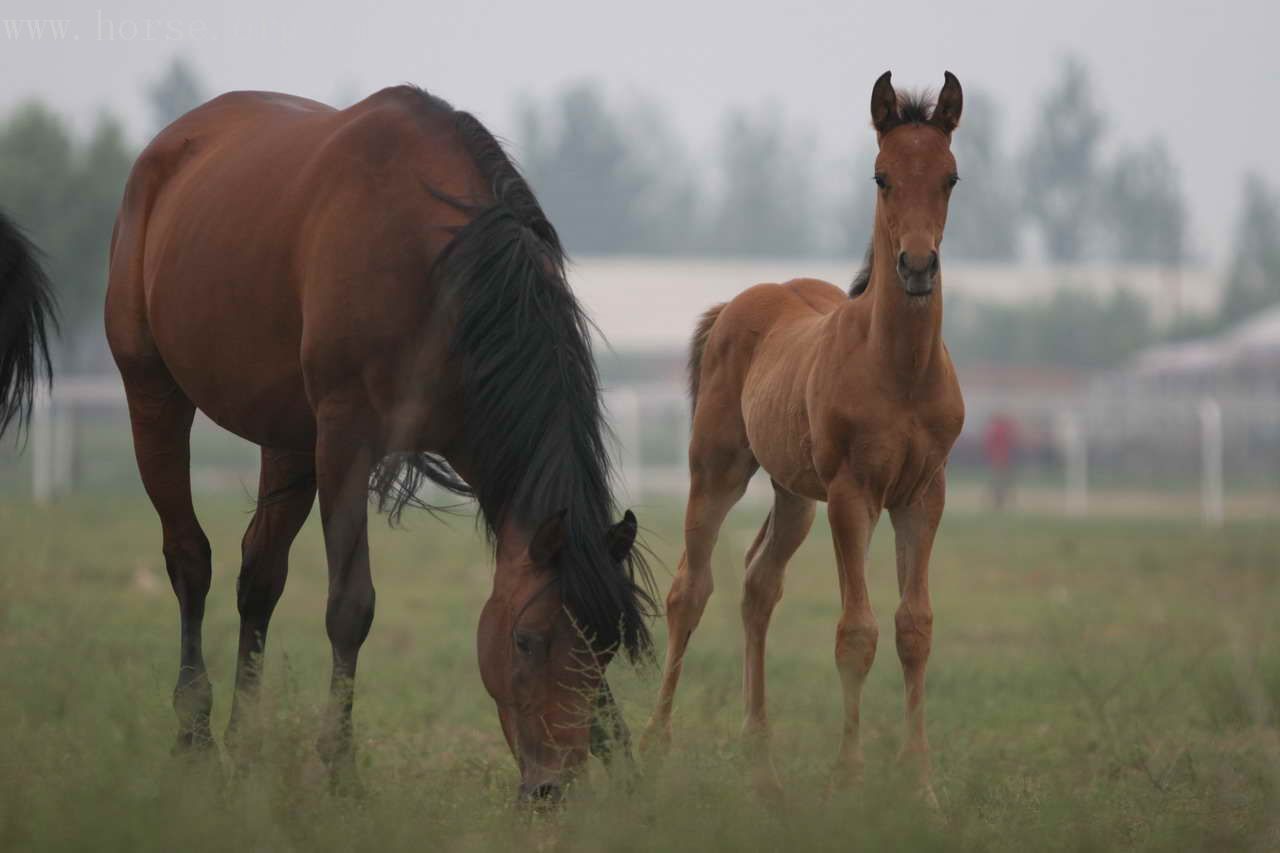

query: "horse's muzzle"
left=897, top=250, right=939, bottom=296
left=517, top=781, right=564, bottom=806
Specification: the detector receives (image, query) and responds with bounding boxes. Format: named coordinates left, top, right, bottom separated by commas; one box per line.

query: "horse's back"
left=105, top=87, right=476, bottom=449
left=690, top=278, right=849, bottom=499
left=706, top=277, right=847, bottom=377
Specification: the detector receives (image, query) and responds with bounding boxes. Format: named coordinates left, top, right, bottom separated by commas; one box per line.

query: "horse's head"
left=869, top=71, right=964, bottom=297
left=477, top=509, right=640, bottom=804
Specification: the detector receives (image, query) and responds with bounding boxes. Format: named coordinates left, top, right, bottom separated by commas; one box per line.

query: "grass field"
left=1, top=493, right=1278, bottom=851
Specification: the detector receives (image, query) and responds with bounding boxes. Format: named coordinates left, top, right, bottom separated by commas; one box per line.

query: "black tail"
left=0, top=212, right=57, bottom=440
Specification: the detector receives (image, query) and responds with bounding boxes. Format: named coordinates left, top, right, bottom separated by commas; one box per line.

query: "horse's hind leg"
left=122, top=365, right=213, bottom=753
left=741, top=481, right=815, bottom=793
left=225, top=447, right=316, bottom=764
left=641, top=422, right=755, bottom=753
left=311, top=402, right=376, bottom=793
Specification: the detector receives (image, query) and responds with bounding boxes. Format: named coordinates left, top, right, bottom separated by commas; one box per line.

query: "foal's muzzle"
left=897, top=250, right=939, bottom=296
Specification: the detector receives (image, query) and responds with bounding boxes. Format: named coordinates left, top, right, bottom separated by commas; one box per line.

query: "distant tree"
left=944, top=297, right=1029, bottom=364
left=0, top=102, right=73, bottom=231
left=146, top=56, right=207, bottom=133
left=944, top=91, right=1020, bottom=261
left=1100, top=140, right=1186, bottom=266
left=944, top=285, right=1151, bottom=369
left=1219, top=174, right=1280, bottom=326
left=836, top=143, right=877, bottom=257
left=1031, top=286, right=1151, bottom=368
left=711, top=106, right=816, bottom=257
left=517, top=83, right=696, bottom=255
left=1022, top=57, right=1104, bottom=262
left=64, top=117, right=133, bottom=363
left=614, top=98, right=702, bottom=254
left=0, top=102, right=133, bottom=368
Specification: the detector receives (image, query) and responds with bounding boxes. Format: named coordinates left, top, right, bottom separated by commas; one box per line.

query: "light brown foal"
left=642, top=72, right=966, bottom=804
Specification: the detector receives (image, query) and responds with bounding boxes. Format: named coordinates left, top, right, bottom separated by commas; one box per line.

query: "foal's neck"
left=864, top=224, right=944, bottom=385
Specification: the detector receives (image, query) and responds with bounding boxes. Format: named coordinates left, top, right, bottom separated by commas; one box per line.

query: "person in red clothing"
left=984, top=413, right=1019, bottom=510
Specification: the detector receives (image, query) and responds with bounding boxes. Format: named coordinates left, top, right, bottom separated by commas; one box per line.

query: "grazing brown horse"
left=0, top=212, right=57, bottom=440
left=642, top=72, right=966, bottom=805
left=104, top=86, right=654, bottom=800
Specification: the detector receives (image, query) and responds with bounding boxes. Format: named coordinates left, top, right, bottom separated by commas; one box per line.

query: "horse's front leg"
left=312, top=402, right=376, bottom=794
left=826, top=472, right=881, bottom=790
left=889, top=469, right=946, bottom=810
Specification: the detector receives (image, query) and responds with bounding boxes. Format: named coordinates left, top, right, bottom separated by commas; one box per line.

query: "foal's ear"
left=930, top=71, right=963, bottom=136
left=870, top=70, right=900, bottom=138
left=606, top=509, right=638, bottom=563
left=529, top=509, right=568, bottom=565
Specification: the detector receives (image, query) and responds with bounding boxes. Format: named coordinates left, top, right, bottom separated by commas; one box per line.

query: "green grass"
left=1, top=494, right=1278, bottom=851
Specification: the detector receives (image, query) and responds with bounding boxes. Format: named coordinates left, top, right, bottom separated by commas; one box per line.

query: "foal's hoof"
left=917, top=782, right=942, bottom=816
left=637, top=720, right=671, bottom=758
left=749, top=762, right=786, bottom=808
left=824, top=759, right=864, bottom=797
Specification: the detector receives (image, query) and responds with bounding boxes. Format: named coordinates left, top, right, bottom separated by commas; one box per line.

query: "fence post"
left=607, top=388, right=642, bottom=504
left=31, top=386, right=53, bottom=505
left=1198, top=397, right=1225, bottom=527
left=53, top=399, right=74, bottom=497
left=1056, top=410, right=1088, bottom=516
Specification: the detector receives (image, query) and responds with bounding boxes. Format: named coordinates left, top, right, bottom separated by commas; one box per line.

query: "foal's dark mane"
left=849, top=88, right=937, bottom=299
left=370, top=87, right=655, bottom=660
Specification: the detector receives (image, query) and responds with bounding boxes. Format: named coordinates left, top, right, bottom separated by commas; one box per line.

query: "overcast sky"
left=3, top=0, right=1276, bottom=263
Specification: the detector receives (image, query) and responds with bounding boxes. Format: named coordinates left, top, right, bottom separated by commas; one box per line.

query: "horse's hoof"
left=316, top=736, right=365, bottom=797
left=171, top=727, right=217, bottom=758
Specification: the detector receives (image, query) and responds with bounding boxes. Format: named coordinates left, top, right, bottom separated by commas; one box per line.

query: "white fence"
left=22, top=376, right=1280, bottom=524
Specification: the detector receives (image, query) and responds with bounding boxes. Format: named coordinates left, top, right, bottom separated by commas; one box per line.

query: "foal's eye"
left=947, top=175, right=960, bottom=189
left=873, top=174, right=887, bottom=189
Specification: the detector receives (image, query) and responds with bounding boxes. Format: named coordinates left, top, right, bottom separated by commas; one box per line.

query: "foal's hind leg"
left=889, top=471, right=946, bottom=809
left=641, top=430, right=755, bottom=754
left=122, top=368, right=214, bottom=753
left=741, top=482, right=815, bottom=792
left=225, top=448, right=316, bottom=764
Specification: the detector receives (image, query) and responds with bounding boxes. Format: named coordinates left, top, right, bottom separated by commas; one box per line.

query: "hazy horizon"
left=3, top=0, right=1277, bottom=264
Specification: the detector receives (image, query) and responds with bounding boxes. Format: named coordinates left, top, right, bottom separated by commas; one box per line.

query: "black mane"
left=849, top=243, right=873, bottom=298
left=895, top=88, right=937, bottom=126
left=848, top=88, right=934, bottom=299
left=370, top=87, right=655, bottom=660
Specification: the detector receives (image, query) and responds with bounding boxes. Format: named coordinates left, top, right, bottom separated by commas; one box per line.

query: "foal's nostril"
left=897, top=251, right=909, bottom=273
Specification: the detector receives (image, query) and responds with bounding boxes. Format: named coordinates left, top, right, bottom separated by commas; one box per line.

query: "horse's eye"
left=873, top=174, right=887, bottom=189
left=947, top=175, right=960, bottom=189
left=514, top=633, right=538, bottom=657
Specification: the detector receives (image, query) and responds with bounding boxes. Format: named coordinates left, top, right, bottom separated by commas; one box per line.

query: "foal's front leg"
left=313, top=405, right=376, bottom=793
left=889, top=471, right=946, bottom=809
left=827, top=474, right=881, bottom=789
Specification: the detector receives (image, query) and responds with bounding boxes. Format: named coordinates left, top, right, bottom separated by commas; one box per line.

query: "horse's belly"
left=146, top=265, right=316, bottom=450
left=743, top=394, right=827, bottom=501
